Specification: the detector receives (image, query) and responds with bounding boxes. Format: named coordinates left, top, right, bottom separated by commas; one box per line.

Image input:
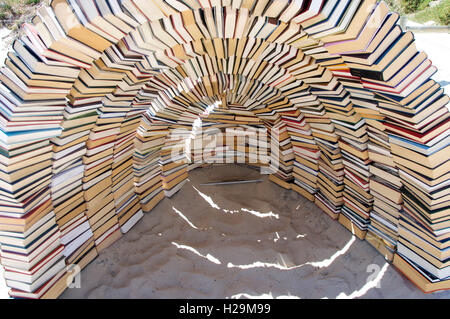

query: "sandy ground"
left=58, top=164, right=450, bottom=299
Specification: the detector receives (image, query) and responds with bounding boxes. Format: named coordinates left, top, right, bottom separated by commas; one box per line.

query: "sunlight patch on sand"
left=172, top=206, right=200, bottom=230
left=241, top=208, right=279, bottom=219
left=307, top=236, right=356, bottom=268
left=227, top=236, right=356, bottom=271
left=336, top=262, right=389, bottom=299
left=192, top=186, right=221, bottom=210
left=172, top=242, right=221, bottom=265
left=231, top=292, right=300, bottom=299
left=227, top=260, right=304, bottom=271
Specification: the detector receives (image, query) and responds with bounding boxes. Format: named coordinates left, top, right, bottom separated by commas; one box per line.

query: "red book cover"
left=384, top=117, right=449, bottom=144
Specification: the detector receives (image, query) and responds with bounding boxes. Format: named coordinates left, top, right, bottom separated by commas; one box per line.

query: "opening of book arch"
left=0, top=0, right=448, bottom=298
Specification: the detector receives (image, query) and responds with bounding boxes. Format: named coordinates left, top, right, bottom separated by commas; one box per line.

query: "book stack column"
left=268, top=120, right=294, bottom=189
left=111, top=104, right=146, bottom=234
left=50, top=97, right=99, bottom=276
left=0, top=34, right=75, bottom=298
left=282, top=111, right=319, bottom=202
left=161, top=129, right=189, bottom=198
left=82, top=97, right=122, bottom=253
left=323, top=84, right=374, bottom=239
left=304, top=94, right=344, bottom=221
left=365, top=116, right=400, bottom=261
left=133, top=115, right=167, bottom=213
left=385, top=77, right=450, bottom=291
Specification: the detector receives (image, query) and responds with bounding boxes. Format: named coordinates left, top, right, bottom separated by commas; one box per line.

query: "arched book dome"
left=0, top=0, right=448, bottom=298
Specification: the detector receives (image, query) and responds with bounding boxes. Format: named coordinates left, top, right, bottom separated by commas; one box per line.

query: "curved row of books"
left=0, top=0, right=448, bottom=297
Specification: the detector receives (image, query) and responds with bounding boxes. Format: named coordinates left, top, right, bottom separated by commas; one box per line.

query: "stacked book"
left=0, top=0, right=448, bottom=297
left=98, top=54, right=149, bottom=235
left=161, top=130, right=189, bottom=197
left=192, top=124, right=227, bottom=164
left=112, top=108, right=145, bottom=234
left=322, top=3, right=400, bottom=251
left=50, top=97, right=98, bottom=272
left=199, top=107, right=269, bottom=167
left=314, top=0, right=450, bottom=289
left=133, top=115, right=166, bottom=213
left=82, top=100, right=122, bottom=253
left=268, top=120, right=294, bottom=189
left=382, top=86, right=450, bottom=292
left=283, top=111, right=320, bottom=202
left=0, top=24, right=77, bottom=296
left=309, top=70, right=371, bottom=229
left=338, top=81, right=394, bottom=250
left=310, top=97, right=345, bottom=221
left=189, top=128, right=217, bottom=165
left=215, top=126, right=243, bottom=163
left=0, top=192, right=65, bottom=298
left=210, top=128, right=235, bottom=164
left=333, top=103, right=373, bottom=239
left=338, top=118, right=372, bottom=239
left=365, top=117, right=400, bottom=261
left=242, top=124, right=270, bottom=167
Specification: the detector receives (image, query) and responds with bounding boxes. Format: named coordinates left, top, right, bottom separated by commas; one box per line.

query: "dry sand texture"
left=61, top=164, right=450, bottom=299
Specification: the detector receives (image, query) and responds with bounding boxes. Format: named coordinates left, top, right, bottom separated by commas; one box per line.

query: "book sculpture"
left=0, top=0, right=449, bottom=297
